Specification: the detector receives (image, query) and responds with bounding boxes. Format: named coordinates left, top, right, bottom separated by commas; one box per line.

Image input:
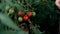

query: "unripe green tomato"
left=32, top=12, right=36, bottom=16
left=18, top=17, right=23, bottom=22
left=9, top=8, right=14, bottom=14
left=17, top=1, right=20, bottom=4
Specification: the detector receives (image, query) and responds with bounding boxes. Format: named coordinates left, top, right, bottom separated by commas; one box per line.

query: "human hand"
left=55, top=0, right=60, bottom=9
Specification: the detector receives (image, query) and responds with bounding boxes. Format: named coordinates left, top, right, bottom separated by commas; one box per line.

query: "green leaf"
left=0, top=12, right=20, bottom=30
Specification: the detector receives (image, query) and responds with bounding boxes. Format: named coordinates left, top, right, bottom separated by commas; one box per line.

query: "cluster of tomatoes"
left=7, top=8, right=36, bottom=22
left=17, top=11, right=36, bottom=32
left=18, top=11, right=36, bottom=22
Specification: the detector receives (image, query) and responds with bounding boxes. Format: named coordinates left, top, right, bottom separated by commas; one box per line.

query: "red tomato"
left=23, top=15, right=29, bottom=22
left=24, top=30, right=29, bottom=32
left=18, top=12, right=24, bottom=17
left=27, top=12, right=32, bottom=17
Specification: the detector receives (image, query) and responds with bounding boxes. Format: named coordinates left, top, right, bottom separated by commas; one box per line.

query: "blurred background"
left=0, top=0, right=59, bottom=34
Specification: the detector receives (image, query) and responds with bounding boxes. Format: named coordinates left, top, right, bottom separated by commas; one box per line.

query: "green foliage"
left=30, top=0, right=58, bottom=26
left=0, top=0, right=59, bottom=34
left=0, top=12, right=20, bottom=30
